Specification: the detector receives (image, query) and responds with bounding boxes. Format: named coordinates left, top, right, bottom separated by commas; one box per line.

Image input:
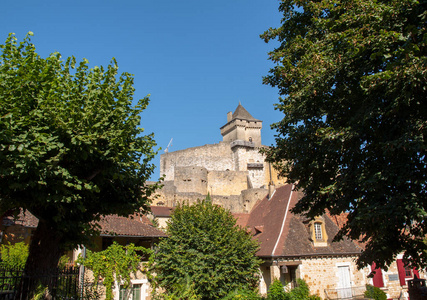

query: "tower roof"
left=231, top=103, right=260, bottom=122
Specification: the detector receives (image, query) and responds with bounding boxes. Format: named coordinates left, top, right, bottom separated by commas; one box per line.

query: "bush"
left=267, top=279, right=321, bottom=300
left=222, top=288, right=264, bottom=300
left=153, top=200, right=261, bottom=299
left=0, top=242, right=29, bottom=269
left=267, top=279, right=286, bottom=300
left=364, top=284, right=387, bottom=300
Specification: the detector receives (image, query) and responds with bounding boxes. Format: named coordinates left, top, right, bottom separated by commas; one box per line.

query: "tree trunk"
left=19, top=218, right=64, bottom=299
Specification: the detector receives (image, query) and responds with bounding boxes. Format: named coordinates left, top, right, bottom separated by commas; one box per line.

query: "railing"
left=0, top=267, right=80, bottom=300
left=324, top=286, right=367, bottom=299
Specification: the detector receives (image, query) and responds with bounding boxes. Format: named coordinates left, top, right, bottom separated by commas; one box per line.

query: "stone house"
left=328, top=213, right=425, bottom=299
left=234, top=184, right=367, bottom=299
left=1, top=210, right=166, bottom=300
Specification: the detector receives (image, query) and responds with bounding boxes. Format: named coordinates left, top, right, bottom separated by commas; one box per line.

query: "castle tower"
left=220, top=103, right=262, bottom=147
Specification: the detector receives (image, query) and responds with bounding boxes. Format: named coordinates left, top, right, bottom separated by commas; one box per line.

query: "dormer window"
left=314, top=222, right=323, bottom=241
left=310, top=217, right=328, bottom=247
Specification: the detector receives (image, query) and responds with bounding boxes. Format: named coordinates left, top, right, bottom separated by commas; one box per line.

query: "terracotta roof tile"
left=245, top=185, right=362, bottom=258
left=2, top=210, right=38, bottom=228
left=233, top=213, right=250, bottom=229
left=150, top=206, right=174, bottom=217
left=98, top=214, right=167, bottom=238
left=2, top=210, right=166, bottom=238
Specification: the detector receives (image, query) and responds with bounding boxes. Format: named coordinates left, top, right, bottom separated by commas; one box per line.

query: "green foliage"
left=0, top=242, right=29, bottom=269
left=152, top=201, right=262, bottom=300
left=288, top=280, right=321, bottom=300
left=152, top=275, right=201, bottom=300
left=267, top=279, right=320, bottom=300
left=267, top=279, right=286, bottom=300
left=221, top=288, right=264, bottom=300
left=364, top=284, right=387, bottom=300
left=77, top=242, right=151, bottom=300
left=0, top=32, right=158, bottom=273
left=262, top=0, right=427, bottom=269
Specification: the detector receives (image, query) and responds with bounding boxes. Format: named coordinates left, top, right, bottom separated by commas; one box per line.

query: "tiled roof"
left=2, top=210, right=39, bottom=228
left=231, top=103, right=260, bottom=122
left=242, top=185, right=362, bottom=258
left=150, top=206, right=174, bottom=217
left=233, top=213, right=250, bottom=229
left=98, top=214, right=167, bottom=238
left=2, top=209, right=166, bottom=238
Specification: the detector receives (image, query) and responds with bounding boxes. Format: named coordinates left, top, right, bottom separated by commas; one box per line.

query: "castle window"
left=249, top=137, right=253, bottom=142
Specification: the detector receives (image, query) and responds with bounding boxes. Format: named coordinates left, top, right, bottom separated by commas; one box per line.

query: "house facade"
left=234, top=184, right=367, bottom=299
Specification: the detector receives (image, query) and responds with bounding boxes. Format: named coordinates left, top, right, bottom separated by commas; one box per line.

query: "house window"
left=397, top=259, right=420, bottom=286
left=310, top=217, right=328, bottom=247
left=120, top=284, right=142, bottom=300
left=314, top=223, right=323, bottom=241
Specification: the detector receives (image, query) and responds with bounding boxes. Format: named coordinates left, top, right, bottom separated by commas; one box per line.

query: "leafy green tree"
left=0, top=242, right=29, bottom=269
left=77, top=242, right=151, bottom=300
left=0, top=32, right=158, bottom=291
left=152, top=200, right=261, bottom=300
left=262, top=0, right=427, bottom=269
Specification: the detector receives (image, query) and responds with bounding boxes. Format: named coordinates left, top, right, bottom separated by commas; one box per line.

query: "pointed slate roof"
left=242, top=184, right=362, bottom=258
left=231, top=103, right=260, bottom=122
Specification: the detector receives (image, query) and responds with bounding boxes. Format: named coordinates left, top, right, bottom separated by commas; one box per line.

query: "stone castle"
left=154, top=103, right=286, bottom=212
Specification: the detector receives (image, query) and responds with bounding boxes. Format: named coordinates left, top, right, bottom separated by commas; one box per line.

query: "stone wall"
left=160, top=142, right=234, bottom=181
left=260, top=256, right=368, bottom=299
left=174, top=166, right=208, bottom=194
left=207, top=170, right=248, bottom=196
left=299, top=256, right=367, bottom=299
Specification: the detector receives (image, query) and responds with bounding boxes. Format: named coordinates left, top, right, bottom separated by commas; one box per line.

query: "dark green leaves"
left=263, top=0, right=427, bottom=269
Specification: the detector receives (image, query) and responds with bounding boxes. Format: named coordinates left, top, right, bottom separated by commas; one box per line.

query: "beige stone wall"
left=299, top=256, right=367, bottom=299
left=260, top=256, right=368, bottom=299
left=363, top=256, right=426, bottom=300
left=174, top=166, right=208, bottom=194
left=160, top=142, right=234, bottom=181
left=207, top=170, right=248, bottom=196
left=241, top=188, right=268, bottom=213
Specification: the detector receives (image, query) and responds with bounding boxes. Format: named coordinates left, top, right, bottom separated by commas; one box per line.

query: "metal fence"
left=0, top=267, right=80, bottom=300
left=324, top=286, right=367, bottom=299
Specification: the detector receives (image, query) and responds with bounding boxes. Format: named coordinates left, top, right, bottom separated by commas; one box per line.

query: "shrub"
left=364, top=284, right=387, bottom=300
left=222, top=288, right=264, bottom=300
left=0, top=242, right=29, bottom=269
left=153, top=200, right=261, bottom=299
left=267, top=279, right=321, bottom=300
left=267, top=279, right=287, bottom=300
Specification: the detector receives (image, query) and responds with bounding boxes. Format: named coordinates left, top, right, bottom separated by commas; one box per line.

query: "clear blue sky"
left=1, top=0, right=284, bottom=180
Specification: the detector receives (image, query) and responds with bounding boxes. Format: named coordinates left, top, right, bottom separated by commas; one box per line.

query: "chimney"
left=268, top=181, right=276, bottom=199
left=227, top=111, right=232, bottom=122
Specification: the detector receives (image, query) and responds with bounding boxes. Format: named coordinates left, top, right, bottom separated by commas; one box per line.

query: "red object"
left=371, top=262, right=384, bottom=287
left=397, top=259, right=420, bottom=286
left=397, top=259, right=407, bottom=286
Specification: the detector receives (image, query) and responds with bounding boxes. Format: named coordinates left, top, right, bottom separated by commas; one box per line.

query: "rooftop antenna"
left=164, top=138, right=173, bottom=153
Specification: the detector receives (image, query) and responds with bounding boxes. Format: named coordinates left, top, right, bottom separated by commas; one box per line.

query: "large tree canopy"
left=0, top=33, right=158, bottom=280
left=153, top=200, right=261, bottom=299
left=262, top=0, right=427, bottom=269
